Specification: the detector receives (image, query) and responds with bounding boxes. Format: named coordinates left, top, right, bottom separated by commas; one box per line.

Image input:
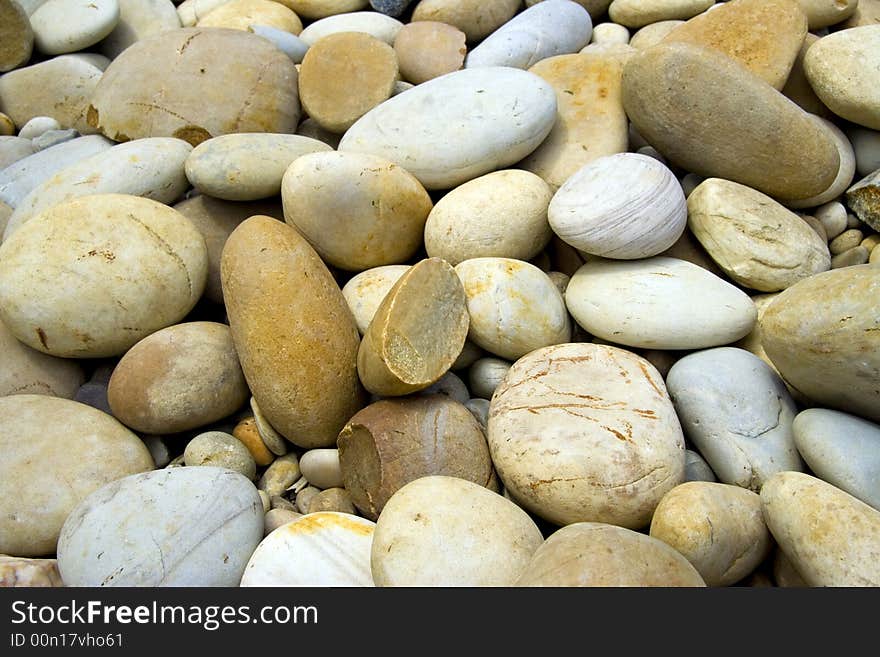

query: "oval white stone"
left=31, top=0, right=120, bottom=55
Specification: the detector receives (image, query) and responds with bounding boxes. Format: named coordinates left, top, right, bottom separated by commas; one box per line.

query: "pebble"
left=0, top=317, right=85, bottom=398
left=141, top=435, right=171, bottom=468
left=282, top=151, right=431, bottom=271
left=787, top=116, right=857, bottom=210
left=341, top=265, right=410, bottom=334
left=548, top=153, right=686, bottom=259
left=805, top=26, right=880, bottom=131
left=468, top=357, right=511, bottom=400
left=32, top=128, right=79, bottom=151
left=176, top=0, right=229, bottom=26
left=684, top=449, right=716, bottom=483
left=262, top=508, right=302, bottom=535
left=411, top=0, right=521, bottom=43
left=339, top=66, right=557, bottom=190
left=107, top=322, right=249, bottom=434
left=815, top=200, right=848, bottom=240
left=0, top=395, right=154, bottom=557
left=249, top=396, right=289, bottom=456
left=465, top=0, right=592, bottom=70
left=17, top=117, right=60, bottom=140
left=258, top=454, right=301, bottom=498
left=760, top=265, right=880, bottom=422
left=662, top=0, right=807, bottom=90
left=627, top=20, right=684, bottom=50
left=5, top=137, right=192, bottom=240
left=73, top=381, right=112, bottom=415
left=296, top=486, right=321, bottom=514
left=516, top=522, right=706, bottom=587
left=416, top=370, right=470, bottom=403
left=566, top=256, right=756, bottom=350
left=0, top=0, right=33, bottom=72
left=622, top=41, right=840, bottom=203
left=796, top=0, right=859, bottom=29
left=0, top=194, right=207, bottom=358
left=242, top=512, right=375, bottom=586
left=88, top=28, right=300, bottom=145
left=222, top=216, right=365, bottom=447
left=393, top=21, right=466, bottom=84
left=847, top=169, right=880, bottom=231
left=686, top=178, right=831, bottom=291
left=196, top=0, right=303, bottom=33
left=649, top=482, right=771, bottom=587
left=609, top=0, right=713, bottom=28
left=184, top=431, right=256, bottom=479
left=173, top=195, right=283, bottom=305
left=248, top=24, right=309, bottom=63
left=832, top=246, right=869, bottom=268
left=424, top=170, right=553, bottom=266
left=100, top=0, right=182, bottom=59
left=299, top=449, right=344, bottom=490
left=0, top=113, right=13, bottom=135
left=0, top=137, right=35, bottom=171
left=31, top=0, right=120, bottom=56
left=307, top=488, right=356, bottom=515
left=0, top=55, right=103, bottom=134
left=666, top=347, right=802, bottom=491
left=58, top=467, right=263, bottom=586
left=338, top=396, right=492, bottom=519
left=370, top=0, right=410, bottom=17
left=829, top=228, right=864, bottom=255
left=782, top=33, right=830, bottom=119
left=591, top=22, right=629, bottom=44
left=0, top=556, right=63, bottom=587
left=848, top=126, right=880, bottom=177
left=357, top=258, right=468, bottom=396
left=232, top=416, right=275, bottom=467
left=371, top=476, right=544, bottom=586
left=521, top=51, right=630, bottom=190
left=287, top=0, right=369, bottom=20
left=489, top=343, right=685, bottom=528
left=793, top=408, right=880, bottom=510
left=298, top=11, right=403, bottom=45
left=185, top=133, right=331, bottom=201
left=455, top=258, right=571, bottom=360
left=761, top=471, right=880, bottom=586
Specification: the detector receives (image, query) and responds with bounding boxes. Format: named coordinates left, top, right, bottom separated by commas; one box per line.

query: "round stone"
left=0, top=0, right=34, bottom=72
left=393, top=21, right=465, bottom=84
left=31, top=0, right=120, bottom=55
left=184, top=431, right=257, bottom=480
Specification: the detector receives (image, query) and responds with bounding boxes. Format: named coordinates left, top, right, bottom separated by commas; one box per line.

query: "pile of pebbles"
left=1, top=0, right=879, bottom=588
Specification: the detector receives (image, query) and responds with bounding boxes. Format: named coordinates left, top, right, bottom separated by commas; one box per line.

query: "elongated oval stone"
left=621, top=41, right=839, bottom=202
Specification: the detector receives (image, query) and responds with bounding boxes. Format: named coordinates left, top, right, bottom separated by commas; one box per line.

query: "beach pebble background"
left=1, top=0, right=879, bottom=589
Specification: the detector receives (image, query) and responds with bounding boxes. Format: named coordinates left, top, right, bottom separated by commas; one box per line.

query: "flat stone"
left=609, top=0, right=713, bottom=28
left=662, top=0, right=807, bottom=90
left=465, top=0, right=593, bottom=70
left=793, top=408, right=880, bottom=510
left=299, top=31, right=398, bottom=134
left=100, top=0, right=182, bottom=59
left=411, top=0, right=521, bottom=42
left=0, top=0, right=34, bottom=72
left=805, top=25, right=880, bottom=131
left=58, top=467, right=263, bottom=586
left=566, top=256, right=756, bottom=349
left=760, top=265, right=880, bottom=422
left=520, top=52, right=630, bottom=190
left=0, top=56, right=103, bottom=134
left=761, top=471, right=880, bottom=586
left=87, top=28, right=300, bottom=145
left=621, top=41, right=840, bottom=203
left=393, top=21, right=466, bottom=84
left=31, top=0, right=120, bottom=55
left=687, top=178, right=830, bottom=292
left=339, top=66, right=557, bottom=190
left=221, top=215, right=365, bottom=448
left=298, top=11, right=403, bottom=45
left=0, top=395, right=154, bottom=557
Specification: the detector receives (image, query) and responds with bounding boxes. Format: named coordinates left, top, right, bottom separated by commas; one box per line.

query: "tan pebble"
left=782, top=33, right=831, bottom=118
left=285, top=0, right=368, bottom=20
left=0, top=317, right=84, bottom=399
left=861, top=234, right=880, bottom=252
left=787, top=116, right=857, bottom=210
left=258, top=453, right=301, bottom=498
left=295, top=117, right=341, bottom=149
left=299, top=449, right=344, bottom=490
left=0, top=1, right=33, bottom=72
left=337, top=396, right=492, bottom=520
left=270, top=496, right=297, bottom=512
left=341, top=265, right=410, bottom=335
left=831, top=245, right=869, bottom=268
left=307, top=487, right=356, bottom=515
left=591, top=22, right=629, bottom=44
left=197, top=0, right=303, bottom=34
left=0, top=555, right=63, bottom=587
left=296, top=486, right=321, bottom=514
left=299, top=32, right=398, bottom=133
left=263, top=508, right=303, bottom=535
left=393, top=21, right=466, bottom=84
left=796, top=0, right=858, bottom=29
left=814, top=200, right=848, bottom=239
left=357, top=258, right=468, bottom=396
left=258, top=490, right=270, bottom=513
left=546, top=271, right=570, bottom=295
left=848, top=213, right=864, bottom=229
left=411, top=0, right=520, bottom=42
left=0, top=113, right=15, bottom=136
left=842, top=0, right=880, bottom=28
left=609, top=0, right=714, bottom=28
left=184, top=431, right=257, bottom=480
left=829, top=228, right=864, bottom=255
left=628, top=20, right=684, bottom=49
left=232, top=417, right=275, bottom=467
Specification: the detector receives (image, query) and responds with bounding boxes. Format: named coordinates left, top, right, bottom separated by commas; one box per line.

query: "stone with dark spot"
left=846, top=169, right=880, bottom=231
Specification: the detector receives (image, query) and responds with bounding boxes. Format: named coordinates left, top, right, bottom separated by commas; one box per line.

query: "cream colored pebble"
left=299, top=449, right=344, bottom=490
left=829, top=228, right=864, bottom=255
left=468, top=357, right=512, bottom=400
left=860, top=234, right=880, bottom=253
left=296, top=486, right=321, bottom=514
left=591, top=22, right=629, bottom=44
left=815, top=201, right=848, bottom=240
left=18, top=116, right=60, bottom=140
left=831, top=245, right=869, bottom=268
left=800, top=214, right=828, bottom=242
left=264, top=508, right=303, bottom=535
left=871, top=244, right=880, bottom=264
left=847, top=213, right=864, bottom=230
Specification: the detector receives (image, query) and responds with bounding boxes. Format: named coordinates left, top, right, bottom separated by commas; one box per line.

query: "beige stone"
left=340, top=265, right=410, bottom=335
left=100, top=0, right=182, bottom=59
left=30, top=0, right=120, bottom=55
left=298, top=32, right=398, bottom=133
left=424, top=170, right=553, bottom=265
left=622, top=41, right=840, bottom=203
left=184, top=431, right=256, bottom=479
left=411, top=0, right=520, bottom=42
left=609, top=0, right=714, bottom=28
left=281, top=151, right=430, bottom=271
left=687, top=178, right=830, bottom=292
left=516, top=522, right=706, bottom=587
left=87, top=28, right=300, bottom=145
left=357, top=258, right=468, bottom=396
left=761, top=471, right=880, bottom=586
left=831, top=245, right=870, bottom=268
left=0, top=395, right=154, bottom=557
left=650, top=482, right=772, bottom=586
left=0, top=194, right=207, bottom=358
left=842, top=0, right=880, bottom=28
left=795, top=0, right=858, bottom=28
left=520, top=52, right=629, bottom=190
left=0, top=56, right=101, bottom=133
left=628, top=20, right=684, bottom=50
left=262, top=508, right=302, bottom=535
left=258, top=453, right=300, bottom=498
left=0, top=113, right=13, bottom=136
left=221, top=215, right=365, bottom=448
left=298, top=11, right=403, bottom=45
left=393, top=21, right=466, bottom=84
left=0, top=556, right=63, bottom=587
left=307, top=488, right=356, bottom=515
left=662, top=0, right=807, bottom=90
left=0, top=0, right=34, bottom=72
left=338, top=396, right=492, bottom=520
left=197, top=0, right=302, bottom=33
left=805, top=26, right=880, bottom=131
left=285, top=0, right=367, bottom=20
left=761, top=265, right=880, bottom=421
left=526, top=0, right=613, bottom=20
left=0, top=318, right=84, bottom=399
left=108, top=322, right=248, bottom=434
left=786, top=116, right=857, bottom=210
left=488, top=343, right=686, bottom=528
left=782, top=34, right=831, bottom=118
